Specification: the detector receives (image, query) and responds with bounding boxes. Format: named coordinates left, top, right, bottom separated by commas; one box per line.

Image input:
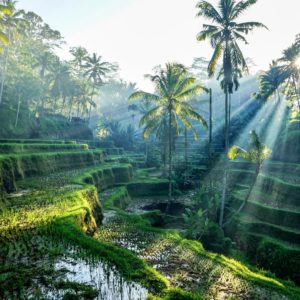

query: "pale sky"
left=18, top=0, right=300, bottom=90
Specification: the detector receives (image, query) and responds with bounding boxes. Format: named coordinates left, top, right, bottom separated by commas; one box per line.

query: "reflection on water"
left=44, top=256, right=148, bottom=300
left=126, top=191, right=195, bottom=215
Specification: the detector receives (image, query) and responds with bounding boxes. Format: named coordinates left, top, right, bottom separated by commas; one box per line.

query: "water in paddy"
left=44, top=255, right=148, bottom=300
left=1, top=236, right=148, bottom=300
left=126, top=190, right=195, bottom=215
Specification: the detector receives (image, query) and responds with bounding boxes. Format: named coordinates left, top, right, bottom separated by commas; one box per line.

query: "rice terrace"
left=0, top=0, right=299, bottom=299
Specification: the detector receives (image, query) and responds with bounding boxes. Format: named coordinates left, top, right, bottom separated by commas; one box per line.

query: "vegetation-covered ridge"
left=0, top=139, right=298, bottom=299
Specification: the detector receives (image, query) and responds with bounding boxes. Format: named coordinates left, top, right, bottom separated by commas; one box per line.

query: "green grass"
left=0, top=150, right=104, bottom=195
left=102, top=187, right=300, bottom=299
left=0, top=143, right=89, bottom=153
left=1, top=143, right=300, bottom=299
left=234, top=193, right=300, bottom=228
left=240, top=214, right=300, bottom=245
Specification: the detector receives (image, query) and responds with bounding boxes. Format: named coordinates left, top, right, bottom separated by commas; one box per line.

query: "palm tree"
left=0, top=1, right=24, bottom=104
left=83, top=53, right=116, bottom=121
left=0, top=3, right=11, bottom=47
left=196, top=0, right=266, bottom=152
left=217, top=64, right=242, bottom=128
left=128, top=99, right=153, bottom=163
left=75, top=81, right=93, bottom=118
left=47, top=58, right=71, bottom=112
left=196, top=0, right=267, bottom=227
left=33, top=50, right=56, bottom=113
left=278, top=42, right=300, bottom=108
left=129, top=63, right=207, bottom=204
left=224, top=130, right=271, bottom=225
left=83, top=53, right=113, bottom=85
left=256, top=61, right=287, bottom=102
left=70, top=46, right=88, bottom=71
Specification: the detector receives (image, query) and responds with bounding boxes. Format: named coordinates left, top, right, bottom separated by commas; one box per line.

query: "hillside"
left=0, top=139, right=299, bottom=299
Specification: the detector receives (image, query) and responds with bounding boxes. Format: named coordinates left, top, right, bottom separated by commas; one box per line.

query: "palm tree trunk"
left=225, top=89, right=229, bottom=153
left=61, top=96, right=66, bottom=114
left=54, top=97, right=58, bottom=113
left=77, top=102, right=80, bottom=118
left=0, top=47, right=9, bottom=105
left=167, top=103, right=173, bottom=209
left=15, top=94, right=21, bottom=128
left=163, top=141, right=167, bottom=176
left=39, top=73, right=46, bottom=115
left=89, top=85, right=95, bottom=123
left=184, top=127, right=188, bottom=169
left=223, top=163, right=260, bottom=227
left=88, top=104, right=92, bottom=122
left=229, top=93, right=231, bottom=130
left=209, top=88, right=212, bottom=158
left=276, top=88, right=280, bottom=103
left=292, top=76, right=300, bottom=109
left=145, top=141, right=148, bottom=164
left=219, top=89, right=229, bottom=227
left=68, top=96, right=74, bottom=121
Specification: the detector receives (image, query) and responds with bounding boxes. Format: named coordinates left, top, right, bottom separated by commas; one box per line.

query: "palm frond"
left=228, top=145, right=249, bottom=160
left=176, top=84, right=206, bottom=100
left=129, top=91, right=160, bottom=102
left=196, top=1, right=222, bottom=24
left=0, top=4, right=12, bottom=15
left=231, top=0, right=258, bottom=19
left=235, top=22, right=268, bottom=34
left=197, top=25, right=220, bottom=41
left=208, top=43, right=223, bottom=77
left=139, top=106, right=164, bottom=126
left=180, top=104, right=208, bottom=129
left=0, top=31, right=9, bottom=44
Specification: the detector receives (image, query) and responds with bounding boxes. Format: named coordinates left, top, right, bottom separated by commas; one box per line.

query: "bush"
left=201, top=222, right=232, bottom=255
left=255, top=238, right=300, bottom=284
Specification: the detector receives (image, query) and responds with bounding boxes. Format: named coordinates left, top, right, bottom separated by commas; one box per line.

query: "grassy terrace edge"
left=1, top=162, right=300, bottom=299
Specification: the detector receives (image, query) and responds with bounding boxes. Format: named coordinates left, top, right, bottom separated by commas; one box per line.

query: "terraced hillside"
left=0, top=139, right=299, bottom=299
left=222, top=161, right=300, bottom=284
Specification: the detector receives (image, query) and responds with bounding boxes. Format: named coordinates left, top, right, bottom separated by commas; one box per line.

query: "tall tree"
left=83, top=53, right=116, bottom=120
left=256, top=61, right=287, bottom=102
left=129, top=63, right=207, bottom=204
left=196, top=0, right=267, bottom=227
left=33, top=50, right=56, bottom=113
left=70, top=46, right=88, bottom=71
left=47, top=58, right=71, bottom=112
left=0, top=3, right=11, bottom=48
left=0, top=0, right=24, bottom=104
left=196, top=0, right=266, bottom=152
left=278, top=42, right=300, bottom=108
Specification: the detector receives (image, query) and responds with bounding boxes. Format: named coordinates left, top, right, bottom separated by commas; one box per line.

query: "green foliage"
left=97, top=118, right=136, bottom=150
left=235, top=195, right=300, bottom=228
left=126, top=178, right=169, bottom=197
left=162, top=288, right=203, bottom=300
left=0, top=3, right=121, bottom=138
left=103, top=186, right=130, bottom=209
left=228, top=130, right=272, bottom=165
left=0, top=149, right=104, bottom=194
left=183, top=185, right=232, bottom=254
left=0, top=143, right=88, bottom=153
left=256, top=61, right=288, bottom=101
left=129, top=63, right=207, bottom=141
left=243, top=234, right=300, bottom=284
